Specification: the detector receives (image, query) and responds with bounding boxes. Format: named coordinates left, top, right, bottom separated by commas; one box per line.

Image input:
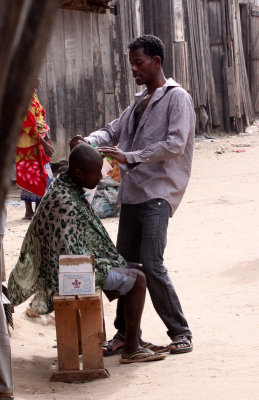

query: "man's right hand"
left=98, top=147, right=127, bottom=164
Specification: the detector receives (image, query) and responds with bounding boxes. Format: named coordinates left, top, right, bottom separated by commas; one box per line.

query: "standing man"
left=81, top=35, right=195, bottom=353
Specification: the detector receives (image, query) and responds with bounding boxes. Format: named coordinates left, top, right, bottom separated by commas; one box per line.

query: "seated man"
left=8, top=143, right=165, bottom=364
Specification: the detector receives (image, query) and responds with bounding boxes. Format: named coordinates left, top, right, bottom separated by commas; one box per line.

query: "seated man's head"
left=68, top=143, right=103, bottom=189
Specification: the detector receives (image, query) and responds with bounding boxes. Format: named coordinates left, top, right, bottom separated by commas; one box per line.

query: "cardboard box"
left=58, top=255, right=95, bottom=295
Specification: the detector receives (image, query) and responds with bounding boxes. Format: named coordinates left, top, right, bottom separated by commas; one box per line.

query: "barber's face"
left=129, top=47, right=158, bottom=86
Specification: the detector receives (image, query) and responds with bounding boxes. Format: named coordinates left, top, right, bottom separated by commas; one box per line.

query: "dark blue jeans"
left=115, top=199, right=192, bottom=340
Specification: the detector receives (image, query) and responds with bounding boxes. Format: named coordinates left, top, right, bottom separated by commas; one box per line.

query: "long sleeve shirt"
left=87, top=78, right=196, bottom=216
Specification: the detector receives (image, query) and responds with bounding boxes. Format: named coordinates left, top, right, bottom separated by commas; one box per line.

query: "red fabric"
left=16, top=93, right=50, bottom=198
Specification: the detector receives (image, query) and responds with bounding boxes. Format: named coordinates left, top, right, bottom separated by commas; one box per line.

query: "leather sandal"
left=168, top=335, right=193, bottom=354
left=103, top=332, right=126, bottom=357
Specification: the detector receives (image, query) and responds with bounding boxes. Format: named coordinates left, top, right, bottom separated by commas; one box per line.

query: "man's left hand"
left=98, top=147, right=127, bottom=164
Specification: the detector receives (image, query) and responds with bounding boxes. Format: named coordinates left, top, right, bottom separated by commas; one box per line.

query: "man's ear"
left=74, top=168, right=83, bottom=180
left=153, top=55, right=161, bottom=68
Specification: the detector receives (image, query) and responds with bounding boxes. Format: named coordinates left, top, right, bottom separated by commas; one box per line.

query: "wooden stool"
left=50, top=289, right=110, bottom=382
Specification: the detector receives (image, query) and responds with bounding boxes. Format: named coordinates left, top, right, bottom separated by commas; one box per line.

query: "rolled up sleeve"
left=86, top=106, right=131, bottom=147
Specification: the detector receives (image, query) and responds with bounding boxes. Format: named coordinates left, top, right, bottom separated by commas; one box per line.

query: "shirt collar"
left=134, top=77, right=181, bottom=101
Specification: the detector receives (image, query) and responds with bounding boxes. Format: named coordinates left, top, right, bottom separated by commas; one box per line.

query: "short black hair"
left=68, top=142, right=103, bottom=173
left=128, top=35, right=165, bottom=64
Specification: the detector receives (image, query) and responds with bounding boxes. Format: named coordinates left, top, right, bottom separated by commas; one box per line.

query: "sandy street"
left=3, top=121, right=259, bottom=400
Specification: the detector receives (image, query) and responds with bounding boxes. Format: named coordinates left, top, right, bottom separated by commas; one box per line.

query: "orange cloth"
left=107, top=160, right=120, bottom=182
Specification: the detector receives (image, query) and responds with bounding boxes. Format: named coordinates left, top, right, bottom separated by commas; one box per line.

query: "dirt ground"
left=3, top=121, right=259, bottom=400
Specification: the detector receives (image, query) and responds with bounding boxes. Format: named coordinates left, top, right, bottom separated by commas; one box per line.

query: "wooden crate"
left=50, top=289, right=109, bottom=382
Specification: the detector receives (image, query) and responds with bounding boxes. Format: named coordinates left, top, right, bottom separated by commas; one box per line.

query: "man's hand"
left=41, top=140, right=55, bottom=157
left=98, top=147, right=127, bottom=164
left=68, top=135, right=89, bottom=150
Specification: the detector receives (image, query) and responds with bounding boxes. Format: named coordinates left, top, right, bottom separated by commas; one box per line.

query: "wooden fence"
left=143, top=0, right=257, bottom=134
left=37, top=0, right=258, bottom=161
left=38, top=0, right=141, bottom=162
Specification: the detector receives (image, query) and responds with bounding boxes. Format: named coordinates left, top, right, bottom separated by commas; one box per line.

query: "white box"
left=58, top=255, right=95, bottom=296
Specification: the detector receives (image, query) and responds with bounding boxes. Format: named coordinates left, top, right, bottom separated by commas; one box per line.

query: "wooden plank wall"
left=37, top=0, right=257, bottom=157
left=250, top=4, right=259, bottom=114
left=142, top=0, right=223, bottom=130
left=183, top=0, right=255, bottom=132
left=142, top=0, right=256, bottom=133
left=184, top=0, right=208, bottom=108
left=173, top=0, right=190, bottom=91
left=38, top=0, right=140, bottom=162
left=142, top=0, right=190, bottom=91
left=235, top=0, right=254, bottom=127
left=206, top=0, right=225, bottom=127
left=142, top=0, right=175, bottom=79
left=115, top=0, right=143, bottom=101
